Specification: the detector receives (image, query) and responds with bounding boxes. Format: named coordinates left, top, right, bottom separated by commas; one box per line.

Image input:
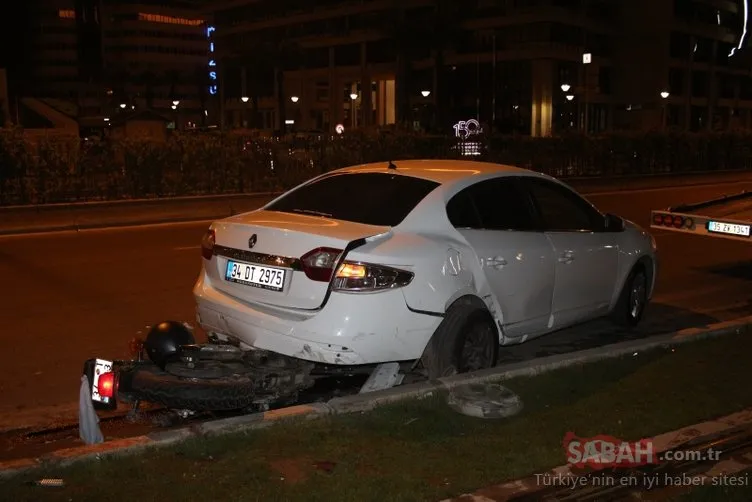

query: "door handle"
left=558, top=252, right=574, bottom=264
left=485, top=256, right=507, bottom=269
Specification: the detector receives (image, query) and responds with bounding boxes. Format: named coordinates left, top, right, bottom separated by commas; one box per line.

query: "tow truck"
left=650, top=190, right=751, bottom=243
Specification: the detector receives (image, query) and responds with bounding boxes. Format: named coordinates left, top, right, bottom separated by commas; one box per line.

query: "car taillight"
left=652, top=213, right=664, bottom=226
left=201, top=229, right=215, bottom=260
left=98, top=372, right=117, bottom=399
left=300, top=247, right=343, bottom=282
left=332, top=261, right=414, bottom=292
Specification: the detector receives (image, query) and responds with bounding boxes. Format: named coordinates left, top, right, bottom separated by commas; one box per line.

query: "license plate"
left=707, top=220, right=751, bottom=237
left=225, top=260, right=287, bottom=291
left=91, top=358, right=113, bottom=403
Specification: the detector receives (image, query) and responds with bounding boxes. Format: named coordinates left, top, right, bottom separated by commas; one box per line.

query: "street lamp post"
left=660, top=91, right=670, bottom=130
left=582, top=53, right=592, bottom=134
left=349, top=93, right=359, bottom=128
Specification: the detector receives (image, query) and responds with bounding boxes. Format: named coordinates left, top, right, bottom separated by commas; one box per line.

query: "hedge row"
left=1, top=129, right=751, bottom=205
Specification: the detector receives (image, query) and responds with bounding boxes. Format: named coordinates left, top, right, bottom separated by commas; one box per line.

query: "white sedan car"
left=194, top=160, right=657, bottom=378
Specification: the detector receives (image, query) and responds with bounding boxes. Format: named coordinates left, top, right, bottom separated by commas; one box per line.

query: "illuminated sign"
left=207, top=26, right=217, bottom=95
left=453, top=119, right=482, bottom=139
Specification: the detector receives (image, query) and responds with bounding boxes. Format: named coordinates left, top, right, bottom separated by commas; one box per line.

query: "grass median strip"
left=3, top=329, right=752, bottom=502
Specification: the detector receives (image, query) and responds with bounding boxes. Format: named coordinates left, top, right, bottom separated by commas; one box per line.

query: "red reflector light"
left=673, top=215, right=684, bottom=228
left=652, top=213, right=664, bottom=225
left=201, top=229, right=216, bottom=260
left=662, top=214, right=673, bottom=226
left=300, top=247, right=343, bottom=282
left=98, top=372, right=117, bottom=399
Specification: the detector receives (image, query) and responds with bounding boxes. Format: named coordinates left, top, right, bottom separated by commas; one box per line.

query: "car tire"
left=422, top=299, right=499, bottom=380
left=611, top=266, right=648, bottom=327
left=127, top=365, right=258, bottom=411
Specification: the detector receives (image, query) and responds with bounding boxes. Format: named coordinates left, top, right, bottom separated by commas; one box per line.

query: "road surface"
left=0, top=178, right=749, bottom=431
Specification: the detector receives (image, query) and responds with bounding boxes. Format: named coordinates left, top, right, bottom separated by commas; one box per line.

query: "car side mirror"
left=604, top=213, right=625, bottom=232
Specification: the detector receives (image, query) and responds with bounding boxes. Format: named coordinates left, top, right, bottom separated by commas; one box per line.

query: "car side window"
left=446, top=190, right=482, bottom=228
left=524, top=178, right=604, bottom=232
left=446, top=178, right=536, bottom=231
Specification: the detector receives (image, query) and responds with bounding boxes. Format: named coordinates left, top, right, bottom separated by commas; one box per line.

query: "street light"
left=241, top=96, right=249, bottom=103
left=172, top=100, right=180, bottom=106
left=421, top=90, right=431, bottom=97
left=566, top=94, right=575, bottom=101
left=349, top=92, right=359, bottom=100
left=560, top=84, right=571, bottom=93
left=119, top=103, right=127, bottom=109
left=290, top=96, right=299, bottom=103
left=660, top=91, right=670, bottom=99
left=171, top=104, right=177, bottom=110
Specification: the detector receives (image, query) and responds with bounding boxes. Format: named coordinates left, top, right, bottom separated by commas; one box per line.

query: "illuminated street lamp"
left=566, top=95, right=575, bottom=101
left=421, top=90, right=431, bottom=97
left=240, top=96, right=249, bottom=103
left=119, top=103, right=127, bottom=109
left=172, top=100, right=180, bottom=106
left=660, top=91, right=670, bottom=99
left=560, top=84, right=571, bottom=93
left=171, top=104, right=177, bottom=110
left=103, top=117, right=110, bottom=122
left=349, top=92, right=359, bottom=100
left=290, top=96, right=299, bottom=103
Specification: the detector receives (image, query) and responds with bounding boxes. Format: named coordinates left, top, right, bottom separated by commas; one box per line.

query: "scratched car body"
left=193, top=159, right=657, bottom=377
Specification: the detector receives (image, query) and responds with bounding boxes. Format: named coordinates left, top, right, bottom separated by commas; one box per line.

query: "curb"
left=0, top=315, right=749, bottom=479
left=439, top=408, right=752, bottom=502
left=0, top=403, right=329, bottom=479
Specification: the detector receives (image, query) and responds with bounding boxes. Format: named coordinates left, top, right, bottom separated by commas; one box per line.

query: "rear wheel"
left=611, top=266, right=648, bottom=327
left=422, top=299, right=499, bottom=379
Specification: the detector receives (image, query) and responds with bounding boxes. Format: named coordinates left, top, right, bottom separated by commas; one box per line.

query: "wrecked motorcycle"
left=83, top=320, right=320, bottom=414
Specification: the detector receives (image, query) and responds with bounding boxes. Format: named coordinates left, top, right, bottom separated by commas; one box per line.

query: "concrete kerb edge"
left=0, top=404, right=330, bottom=480
left=0, top=315, right=749, bottom=480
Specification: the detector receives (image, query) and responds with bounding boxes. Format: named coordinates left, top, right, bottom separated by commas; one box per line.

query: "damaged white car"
left=84, top=160, right=657, bottom=414
left=194, top=159, right=657, bottom=379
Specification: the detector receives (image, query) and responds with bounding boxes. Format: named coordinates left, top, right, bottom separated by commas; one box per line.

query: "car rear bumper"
left=193, top=274, right=442, bottom=365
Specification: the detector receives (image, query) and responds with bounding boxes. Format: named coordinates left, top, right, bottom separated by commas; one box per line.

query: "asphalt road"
left=0, top=178, right=750, bottom=431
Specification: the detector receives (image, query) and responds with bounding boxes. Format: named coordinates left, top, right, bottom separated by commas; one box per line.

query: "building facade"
left=209, top=0, right=752, bottom=135
left=27, top=0, right=210, bottom=126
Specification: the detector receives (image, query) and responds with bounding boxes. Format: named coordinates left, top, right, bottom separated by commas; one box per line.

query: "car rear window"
left=266, top=172, right=440, bottom=226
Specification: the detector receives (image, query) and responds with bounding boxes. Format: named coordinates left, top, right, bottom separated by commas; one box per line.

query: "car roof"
left=330, top=159, right=531, bottom=185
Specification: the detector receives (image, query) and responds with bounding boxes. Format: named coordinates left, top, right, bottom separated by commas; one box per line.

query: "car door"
left=446, top=177, right=557, bottom=339
left=520, top=177, right=619, bottom=329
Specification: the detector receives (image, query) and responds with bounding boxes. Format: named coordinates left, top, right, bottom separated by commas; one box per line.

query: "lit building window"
left=59, top=9, right=75, bottom=19
left=138, top=13, right=204, bottom=26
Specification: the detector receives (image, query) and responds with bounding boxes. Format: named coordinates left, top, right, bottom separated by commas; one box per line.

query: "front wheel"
left=611, top=267, right=648, bottom=327
left=421, top=300, right=500, bottom=380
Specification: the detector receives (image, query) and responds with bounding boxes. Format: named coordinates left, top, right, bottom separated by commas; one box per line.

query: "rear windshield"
left=266, top=172, right=440, bottom=226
